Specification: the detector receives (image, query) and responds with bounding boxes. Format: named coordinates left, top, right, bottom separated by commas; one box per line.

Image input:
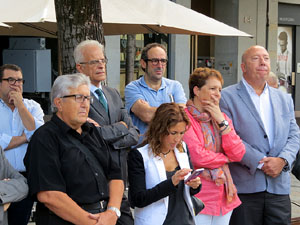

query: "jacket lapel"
left=269, top=88, right=280, bottom=149
left=237, top=81, right=266, bottom=132
left=90, top=91, right=110, bottom=121
left=102, top=87, right=113, bottom=121
left=153, top=155, right=168, bottom=208
left=174, top=148, right=189, bottom=169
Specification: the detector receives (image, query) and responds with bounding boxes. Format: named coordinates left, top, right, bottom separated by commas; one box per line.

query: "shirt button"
left=95, top=173, right=98, bottom=176
left=101, top=192, right=104, bottom=196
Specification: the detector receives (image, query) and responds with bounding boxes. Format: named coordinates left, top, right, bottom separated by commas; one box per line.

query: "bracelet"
left=220, top=124, right=229, bottom=134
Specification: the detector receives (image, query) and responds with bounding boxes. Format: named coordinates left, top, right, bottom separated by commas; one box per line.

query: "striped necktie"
left=95, top=89, right=108, bottom=113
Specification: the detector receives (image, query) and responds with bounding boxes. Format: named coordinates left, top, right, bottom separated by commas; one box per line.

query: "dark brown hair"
left=0, top=64, right=22, bottom=81
left=144, top=103, right=190, bottom=156
left=188, top=67, right=224, bottom=99
left=140, top=43, right=167, bottom=72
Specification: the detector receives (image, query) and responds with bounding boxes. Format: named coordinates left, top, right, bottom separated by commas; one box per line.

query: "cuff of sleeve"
left=108, top=173, right=123, bottom=180
left=221, top=129, right=241, bottom=149
left=116, top=123, right=129, bottom=135
left=190, top=183, right=201, bottom=195
left=0, top=134, right=12, bottom=150
left=24, top=119, right=43, bottom=141
left=24, top=130, right=34, bottom=142
left=280, top=157, right=289, bottom=172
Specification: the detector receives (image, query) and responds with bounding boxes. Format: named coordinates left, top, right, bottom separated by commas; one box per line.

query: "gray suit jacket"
left=0, top=147, right=28, bottom=225
left=220, top=81, right=300, bottom=194
left=89, top=86, right=139, bottom=150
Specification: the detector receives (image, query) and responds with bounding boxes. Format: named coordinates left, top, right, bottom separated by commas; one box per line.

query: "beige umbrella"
left=0, top=22, right=56, bottom=38
left=0, top=0, right=251, bottom=37
left=101, top=0, right=251, bottom=37
left=0, top=0, right=56, bottom=37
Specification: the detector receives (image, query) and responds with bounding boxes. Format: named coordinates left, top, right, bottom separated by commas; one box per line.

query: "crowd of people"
left=0, top=41, right=299, bottom=225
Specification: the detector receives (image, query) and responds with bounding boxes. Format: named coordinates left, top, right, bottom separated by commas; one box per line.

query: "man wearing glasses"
left=0, top=64, right=44, bottom=225
left=74, top=40, right=139, bottom=225
left=125, top=43, right=187, bottom=143
left=24, top=74, right=124, bottom=225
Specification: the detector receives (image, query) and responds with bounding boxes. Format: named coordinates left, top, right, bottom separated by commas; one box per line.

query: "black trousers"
left=7, top=194, right=34, bottom=225
left=229, top=191, right=291, bottom=225
left=8, top=171, right=34, bottom=225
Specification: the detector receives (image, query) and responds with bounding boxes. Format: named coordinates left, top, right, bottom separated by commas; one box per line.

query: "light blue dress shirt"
left=0, top=98, right=44, bottom=171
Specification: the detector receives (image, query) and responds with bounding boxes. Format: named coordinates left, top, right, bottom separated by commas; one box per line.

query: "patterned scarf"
left=187, top=100, right=237, bottom=203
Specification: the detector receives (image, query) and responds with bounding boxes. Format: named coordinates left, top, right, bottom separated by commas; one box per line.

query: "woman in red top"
left=183, top=67, right=246, bottom=225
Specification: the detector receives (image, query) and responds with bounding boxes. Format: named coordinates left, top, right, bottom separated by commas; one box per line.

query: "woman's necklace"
left=161, top=149, right=171, bottom=158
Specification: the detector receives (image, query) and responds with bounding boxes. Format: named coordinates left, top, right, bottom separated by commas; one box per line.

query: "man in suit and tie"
left=74, top=40, right=139, bottom=225
left=220, top=45, right=300, bottom=225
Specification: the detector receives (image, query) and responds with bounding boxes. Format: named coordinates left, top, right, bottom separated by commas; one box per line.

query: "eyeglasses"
left=61, top=94, right=93, bottom=104
left=2, top=77, right=25, bottom=85
left=79, top=59, right=108, bottom=65
left=145, top=58, right=168, bottom=66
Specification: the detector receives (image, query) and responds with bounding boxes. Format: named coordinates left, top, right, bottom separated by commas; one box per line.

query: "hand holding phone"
left=184, top=168, right=204, bottom=184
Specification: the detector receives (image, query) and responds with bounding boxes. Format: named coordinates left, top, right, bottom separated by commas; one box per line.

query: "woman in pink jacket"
left=183, top=67, right=246, bottom=225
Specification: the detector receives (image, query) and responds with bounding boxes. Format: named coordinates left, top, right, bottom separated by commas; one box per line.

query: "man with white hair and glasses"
left=74, top=40, right=139, bottom=225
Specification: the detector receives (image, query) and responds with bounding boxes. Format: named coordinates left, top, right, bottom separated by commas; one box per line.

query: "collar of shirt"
left=242, top=77, right=269, bottom=97
left=90, top=84, right=102, bottom=93
left=242, top=77, right=270, bottom=113
left=90, top=84, right=107, bottom=103
left=52, top=114, right=92, bottom=138
left=139, top=75, right=167, bottom=91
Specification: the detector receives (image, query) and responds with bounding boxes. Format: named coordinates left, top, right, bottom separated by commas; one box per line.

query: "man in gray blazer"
left=74, top=40, right=139, bottom=225
left=220, top=45, right=300, bottom=225
left=0, top=146, right=28, bottom=225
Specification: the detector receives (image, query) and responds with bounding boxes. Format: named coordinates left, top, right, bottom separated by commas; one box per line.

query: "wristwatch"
left=218, top=120, right=229, bottom=128
left=280, top=158, right=289, bottom=172
left=107, top=206, right=121, bottom=218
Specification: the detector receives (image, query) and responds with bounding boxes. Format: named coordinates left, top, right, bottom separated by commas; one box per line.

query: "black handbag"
left=191, top=196, right=205, bottom=215
left=292, top=152, right=300, bottom=180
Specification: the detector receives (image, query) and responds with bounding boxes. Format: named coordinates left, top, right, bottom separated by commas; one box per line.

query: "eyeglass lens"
left=147, top=58, right=167, bottom=65
left=2, top=78, right=24, bottom=84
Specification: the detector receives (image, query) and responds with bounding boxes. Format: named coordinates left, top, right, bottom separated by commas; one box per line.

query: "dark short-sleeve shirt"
left=24, top=114, right=122, bottom=204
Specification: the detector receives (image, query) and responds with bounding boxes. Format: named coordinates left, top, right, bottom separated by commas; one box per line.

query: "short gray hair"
left=51, top=73, right=91, bottom=112
left=73, top=40, right=105, bottom=64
